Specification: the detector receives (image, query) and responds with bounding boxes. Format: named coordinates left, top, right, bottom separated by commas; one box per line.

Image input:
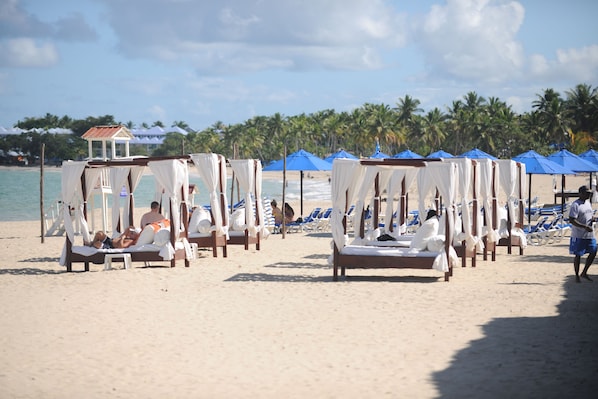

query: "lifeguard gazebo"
left=82, top=125, right=134, bottom=160
left=80, top=125, right=135, bottom=232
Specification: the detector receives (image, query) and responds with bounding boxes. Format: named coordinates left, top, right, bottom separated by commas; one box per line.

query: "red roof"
left=82, top=125, right=133, bottom=140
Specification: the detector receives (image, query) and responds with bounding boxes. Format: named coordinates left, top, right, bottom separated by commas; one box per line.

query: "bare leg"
left=581, top=252, right=595, bottom=281
left=574, top=254, right=582, bottom=283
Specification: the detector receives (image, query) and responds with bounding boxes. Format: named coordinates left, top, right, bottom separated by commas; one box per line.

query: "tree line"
left=1, top=83, right=597, bottom=164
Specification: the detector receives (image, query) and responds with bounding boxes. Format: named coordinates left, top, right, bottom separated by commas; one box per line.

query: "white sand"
left=1, top=174, right=597, bottom=398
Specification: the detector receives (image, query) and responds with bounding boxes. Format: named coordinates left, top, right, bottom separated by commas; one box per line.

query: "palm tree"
left=565, top=84, right=598, bottom=135
left=419, top=108, right=447, bottom=151
left=533, top=89, right=570, bottom=149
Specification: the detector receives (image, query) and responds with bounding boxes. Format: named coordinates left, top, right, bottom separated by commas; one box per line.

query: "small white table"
left=104, top=253, right=132, bottom=271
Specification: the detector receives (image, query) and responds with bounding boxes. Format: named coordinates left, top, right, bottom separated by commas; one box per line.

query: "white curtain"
left=59, top=161, right=88, bottom=266
left=417, top=166, right=439, bottom=221
left=384, top=168, right=417, bottom=235
left=352, top=165, right=380, bottom=244
left=148, top=159, right=188, bottom=260
left=254, top=160, right=267, bottom=238
left=230, top=159, right=258, bottom=237
left=330, top=159, right=362, bottom=250
left=478, top=159, right=499, bottom=243
left=450, top=158, right=478, bottom=251
left=122, top=165, right=146, bottom=228
left=110, top=166, right=131, bottom=236
left=498, top=159, right=518, bottom=228
left=190, top=153, right=229, bottom=238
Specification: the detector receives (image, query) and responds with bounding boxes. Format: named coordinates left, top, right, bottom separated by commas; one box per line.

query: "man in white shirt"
left=568, top=185, right=596, bottom=282
left=140, top=201, right=165, bottom=228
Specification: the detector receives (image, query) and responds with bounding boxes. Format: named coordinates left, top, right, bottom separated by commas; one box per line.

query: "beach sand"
left=1, top=174, right=597, bottom=398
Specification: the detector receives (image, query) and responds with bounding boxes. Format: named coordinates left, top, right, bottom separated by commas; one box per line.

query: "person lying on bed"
left=90, top=226, right=140, bottom=249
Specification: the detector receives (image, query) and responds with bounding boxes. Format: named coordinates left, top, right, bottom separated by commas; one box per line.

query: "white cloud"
left=0, top=38, right=59, bottom=67
left=416, top=0, right=525, bottom=83
left=526, top=45, right=598, bottom=83
left=98, top=0, right=408, bottom=72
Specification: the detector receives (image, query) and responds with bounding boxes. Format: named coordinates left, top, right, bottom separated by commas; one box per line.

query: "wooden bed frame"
left=332, top=159, right=454, bottom=282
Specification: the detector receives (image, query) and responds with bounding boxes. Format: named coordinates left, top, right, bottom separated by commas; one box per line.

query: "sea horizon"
left=0, top=166, right=332, bottom=222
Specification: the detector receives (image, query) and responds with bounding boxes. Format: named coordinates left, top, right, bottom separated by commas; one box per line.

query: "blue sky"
left=1, top=0, right=597, bottom=131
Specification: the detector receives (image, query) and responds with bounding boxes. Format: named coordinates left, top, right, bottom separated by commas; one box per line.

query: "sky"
left=1, top=0, right=597, bottom=131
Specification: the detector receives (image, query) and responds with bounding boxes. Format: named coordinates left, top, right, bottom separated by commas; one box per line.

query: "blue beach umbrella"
left=324, top=149, right=358, bottom=163
left=427, top=149, right=454, bottom=158
left=513, top=150, right=575, bottom=222
left=263, top=149, right=332, bottom=217
left=393, top=149, right=423, bottom=159
left=579, top=149, right=598, bottom=166
left=547, top=149, right=598, bottom=173
left=459, top=148, right=498, bottom=160
left=579, top=149, right=598, bottom=189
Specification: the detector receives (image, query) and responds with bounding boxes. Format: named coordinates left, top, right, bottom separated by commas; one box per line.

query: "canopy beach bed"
left=330, top=158, right=459, bottom=281
left=187, top=153, right=230, bottom=257
left=60, top=156, right=193, bottom=272
left=227, top=159, right=269, bottom=250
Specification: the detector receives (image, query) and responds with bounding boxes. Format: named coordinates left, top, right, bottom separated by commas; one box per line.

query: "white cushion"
left=231, top=208, right=246, bottom=231
left=197, top=219, right=212, bottom=234
left=409, top=217, right=439, bottom=250
left=153, top=228, right=171, bottom=246
left=189, top=207, right=211, bottom=233
left=427, top=235, right=445, bottom=252
left=137, top=225, right=155, bottom=245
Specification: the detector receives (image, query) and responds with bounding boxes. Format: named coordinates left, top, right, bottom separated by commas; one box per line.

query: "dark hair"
left=271, top=199, right=277, bottom=207
left=151, top=201, right=160, bottom=209
left=426, top=209, right=438, bottom=220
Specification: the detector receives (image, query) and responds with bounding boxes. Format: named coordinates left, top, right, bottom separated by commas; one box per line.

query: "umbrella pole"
left=282, top=145, right=287, bottom=239
left=528, top=174, right=532, bottom=226
left=561, top=174, right=566, bottom=214
left=300, top=171, right=304, bottom=217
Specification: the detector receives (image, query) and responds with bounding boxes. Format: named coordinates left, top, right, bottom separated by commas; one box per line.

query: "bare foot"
left=581, top=274, right=593, bottom=282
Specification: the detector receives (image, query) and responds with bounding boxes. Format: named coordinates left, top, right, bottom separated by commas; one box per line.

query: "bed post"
left=219, top=156, right=228, bottom=258
left=399, top=177, right=406, bottom=234
left=444, top=204, right=452, bottom=282
left=373, top=173, right=380, bottom=230
left=491, top=161, right=497, bottom=261
left=66, top=236, right=72, bottom=272
left=181, top=182, right=190, bottom=267
left=517, top=162, right=525, bottom=255
left=127, top=172, right=134, bottom=227
left=254, top=160, right=261, bottom=251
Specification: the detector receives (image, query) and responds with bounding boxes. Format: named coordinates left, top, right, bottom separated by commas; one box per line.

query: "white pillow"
left=409, top=217, right=439, bottom=250
left=153, top=228, right=170, bottom=246
left=137, top=225, right=155, bottom=245
left=427, top=235, right=445, bottom=252
left=231, top=208, right=246, bottom=231
left=197, top=219, right=212, bottom=234
left=189, top=207, right=211, bottom=233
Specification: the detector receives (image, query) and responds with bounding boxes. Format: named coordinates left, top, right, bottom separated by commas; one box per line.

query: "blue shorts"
left=569, top=237, right=597, bottom=256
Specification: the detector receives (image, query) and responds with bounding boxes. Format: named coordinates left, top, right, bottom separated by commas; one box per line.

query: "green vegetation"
left=2, top=83, right=597, bottom=164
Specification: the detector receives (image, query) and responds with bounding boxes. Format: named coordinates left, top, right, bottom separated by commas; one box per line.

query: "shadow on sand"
left=432, top=277, right=598, bottom=398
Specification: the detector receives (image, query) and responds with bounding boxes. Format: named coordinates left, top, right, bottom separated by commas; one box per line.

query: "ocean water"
left=0, top=168, right=331, bottom=222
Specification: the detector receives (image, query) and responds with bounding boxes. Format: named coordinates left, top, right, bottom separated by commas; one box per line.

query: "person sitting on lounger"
left=90, top=226, right=139, bottom=249
left=271, top=199, right=283, bottom=225
left=140, top=201, right=165, bottom=228
left=284, top=202, right=295, bottom=224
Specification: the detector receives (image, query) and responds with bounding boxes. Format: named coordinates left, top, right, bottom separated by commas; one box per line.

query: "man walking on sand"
left=569, top=185, right=596, bottom=282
